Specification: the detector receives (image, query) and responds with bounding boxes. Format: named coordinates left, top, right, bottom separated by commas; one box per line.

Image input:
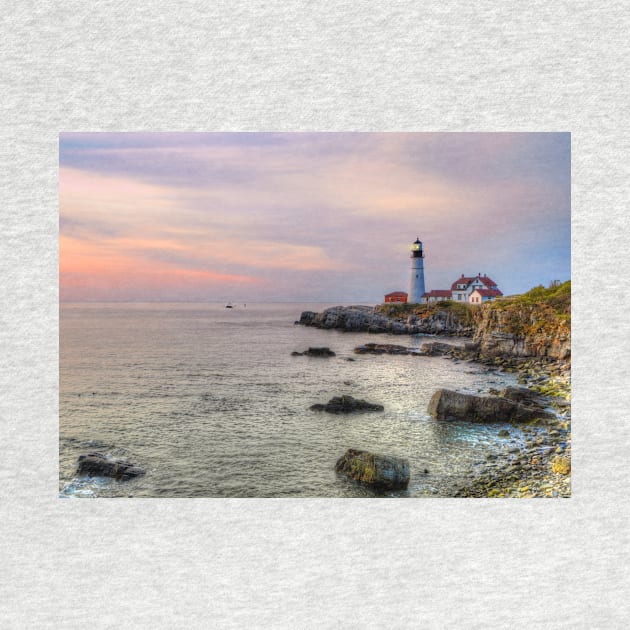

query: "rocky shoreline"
left=299, top=304, right=474, bottom=336
left=451, top=354, right=571, bottom=498
left=298, top=303, right=571, bottom=498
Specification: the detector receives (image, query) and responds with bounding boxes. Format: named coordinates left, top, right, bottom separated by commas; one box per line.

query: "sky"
left=59, top=132, right=570, bottom=303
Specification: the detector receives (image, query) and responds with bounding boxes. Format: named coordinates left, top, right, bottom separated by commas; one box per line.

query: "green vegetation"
left=551, top=455, right=571, bottom=475
left=487, top=280, right=571, bottom=339
left=375, top=281, right=570, bottom=341
left=350, top=456, right=376, bottom=483
left=377, top=281, right=570, bottom=317
left=498, top=280, right=570, bottom=318
left=375, top=299, right=475, bottom=324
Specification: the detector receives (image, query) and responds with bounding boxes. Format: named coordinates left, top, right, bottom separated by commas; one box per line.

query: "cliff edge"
left=298, top=281, right=570, bottom=361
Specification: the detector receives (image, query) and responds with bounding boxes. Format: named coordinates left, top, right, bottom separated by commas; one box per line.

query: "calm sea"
left=59, top=302, right=521, bottom=498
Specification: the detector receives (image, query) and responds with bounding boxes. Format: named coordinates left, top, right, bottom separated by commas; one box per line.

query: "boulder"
left=335, top=448, right=410, bottom=490
left=428, top=389, right=556, bottom=423
left=310, top=395, right=384, bottom=414
left=76, top=452, right=145, bottom=481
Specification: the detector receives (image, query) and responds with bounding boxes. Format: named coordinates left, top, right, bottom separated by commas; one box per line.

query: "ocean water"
left=59, top=302, right=522, bottom=498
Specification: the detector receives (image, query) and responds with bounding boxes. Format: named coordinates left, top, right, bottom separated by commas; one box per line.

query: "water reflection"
left=60, top=303, right=520, bottom=498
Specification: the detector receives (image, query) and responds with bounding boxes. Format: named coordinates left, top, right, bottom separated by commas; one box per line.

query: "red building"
left=384, top=291, right=408, bottom=303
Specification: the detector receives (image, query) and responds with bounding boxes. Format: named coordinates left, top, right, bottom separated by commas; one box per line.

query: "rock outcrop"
left=299, top=304, right=474, bottom=336
left=420, top=341, right=460, bottom=356
left=298, top=283, right=570, bottom=362
left=310, top=395, right=384, bottom=414
left=335, top=448, right=410, bottom=490
left=471, top=301, right=570, bottom=361
left=428, top=389, right=556, bottom=423
left=76, top=452, right=145, bottom=480
left=292, top=347, right=336, bottom=357
left=354, top=343, right=420, bottom=355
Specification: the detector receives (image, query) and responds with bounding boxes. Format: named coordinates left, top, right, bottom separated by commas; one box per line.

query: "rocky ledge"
left=354, top=342, right=421, bottom=355
left=335, top=448, right=410, bottom=490
left=299, top=286, right=571, bottom=362
left=299, top=305, right=473, bottom=335
left=310, top=395, right=384, bottom=414
left=76, top=452, right=145, bottom=481
left=291, top=347, right=336, bottom=357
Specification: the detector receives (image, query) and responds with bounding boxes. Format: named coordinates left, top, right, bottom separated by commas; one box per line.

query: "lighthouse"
left=409, top=237, right=425, bottom=303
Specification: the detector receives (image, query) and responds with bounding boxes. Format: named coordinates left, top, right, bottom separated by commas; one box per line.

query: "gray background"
left=2, top=1, right=628, bottom=628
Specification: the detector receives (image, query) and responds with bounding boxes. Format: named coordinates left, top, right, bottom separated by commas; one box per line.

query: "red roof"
left=422, top=289, right=452, bottom=298
left=385, top=291, right=408, bottom=297
left=451, top=276, right=474, bottom=290
left=472, top=288, right=503, bottom=298
left=451, top=274, right=498, bottom=290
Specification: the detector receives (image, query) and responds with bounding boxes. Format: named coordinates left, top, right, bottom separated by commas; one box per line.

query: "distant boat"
left=225, top=303, right=234, bottom=309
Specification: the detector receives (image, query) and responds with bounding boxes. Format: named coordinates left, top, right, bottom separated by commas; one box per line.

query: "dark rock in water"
left=303, top=347, right=336, bottom=357
left=498, top=429, right=511, bottom=438
left=76, top=452, right=145, bottom=481
left=291, top=351, right=303, bottom=356
left=499, top=386, right=547, bottom=409
left=354, top=343, right=419, bottom=355
left=428, top=389, right=556, bottom=423
left=310, top=395, right=384, bottom=414
left=346, top=357, right=356, bottom=362
left=335, top=448, right=410, bottom=490
left=420, top=341, right=458, bottom=356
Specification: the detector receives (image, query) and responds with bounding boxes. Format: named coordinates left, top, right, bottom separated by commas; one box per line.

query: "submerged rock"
left=428, top=389, right=556, bottom=423
left=335, top=448, right=410, bottom=490
left=302, top=347, right=336, bottom=357
left=353, top=343, right=416, bottom=355
left=310, top=395, right=384, bottom=414
left=76, top=452, right=145, bottom=481
left=420, top=341, right=458, bottom=356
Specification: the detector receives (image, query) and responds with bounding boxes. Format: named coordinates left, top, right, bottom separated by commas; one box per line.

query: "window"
left=457, top=294, right=461, bottom=301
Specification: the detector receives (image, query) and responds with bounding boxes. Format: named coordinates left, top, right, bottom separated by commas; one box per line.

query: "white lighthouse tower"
left=409, top=237, right=425, bottom=303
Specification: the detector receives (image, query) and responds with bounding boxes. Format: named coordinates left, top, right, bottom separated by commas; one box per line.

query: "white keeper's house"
left=422, top=273, right=503, bottom=304
left=384, top=238, right=504, bottom=305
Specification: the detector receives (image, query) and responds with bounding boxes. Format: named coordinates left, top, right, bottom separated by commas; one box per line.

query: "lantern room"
left=410, top=237, right=423, bottom=258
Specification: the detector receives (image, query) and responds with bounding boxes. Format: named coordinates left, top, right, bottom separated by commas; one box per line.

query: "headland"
left=298, top=281, right=571, bottom=497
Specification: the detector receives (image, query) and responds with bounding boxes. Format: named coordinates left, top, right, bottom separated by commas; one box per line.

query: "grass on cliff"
left=375, top=300, right=474, bottom=322
left=486, top=280, right=571, bottom=338
left=498, top=280, right=571, bottom=319
left=375, top=280, right=571, bottom=329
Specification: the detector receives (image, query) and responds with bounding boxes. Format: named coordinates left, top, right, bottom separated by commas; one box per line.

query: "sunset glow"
left=59, top=132, right=570, bottom=302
